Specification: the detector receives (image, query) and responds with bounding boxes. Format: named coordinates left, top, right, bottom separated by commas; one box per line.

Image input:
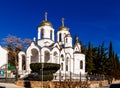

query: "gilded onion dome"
left=58, top=18, right=69, bottom=31
left=39, top=20, right=52, bottom=27
left=39, top=12, right=52, bottom=27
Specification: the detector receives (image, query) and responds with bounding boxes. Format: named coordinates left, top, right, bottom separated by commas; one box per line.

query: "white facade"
left=18, top=14, right=86, bottom=81
left=0, top=46, right=8, bottom=77
left=0, top=46, right=8, bottom=68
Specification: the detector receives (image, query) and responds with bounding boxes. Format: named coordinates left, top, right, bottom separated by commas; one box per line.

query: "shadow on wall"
left=0, top=86, right=5, bottom=88
left=24, top=80, right=31, bottom=88
left=110, top=84, right=120, bottom=88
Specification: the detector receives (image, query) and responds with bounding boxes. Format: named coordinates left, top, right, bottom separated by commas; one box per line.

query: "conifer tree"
left=86, top=42, right=94, bottom=74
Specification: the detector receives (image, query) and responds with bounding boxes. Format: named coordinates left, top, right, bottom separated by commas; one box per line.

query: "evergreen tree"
left=86, top=42, right=94, bottom=74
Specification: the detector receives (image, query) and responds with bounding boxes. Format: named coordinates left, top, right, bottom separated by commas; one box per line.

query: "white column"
left=26, top=55, right=31, bottom=74
left=18, top=57, right=22, bottom=71
left=41, top=55, right=44, bottom=63
left=57, top=32, right=59, bottom=42
left=50, top=54, right=53, bottom=63
left=52, top=30, right=54, bottom=41
left=38, top=29, right=41, bottom=40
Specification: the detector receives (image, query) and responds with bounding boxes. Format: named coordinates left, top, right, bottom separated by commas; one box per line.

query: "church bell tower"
left=37, top=12, right=55, bottom=47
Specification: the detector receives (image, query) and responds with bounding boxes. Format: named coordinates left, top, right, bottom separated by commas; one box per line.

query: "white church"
left=18, top=13, right=86, bottom=81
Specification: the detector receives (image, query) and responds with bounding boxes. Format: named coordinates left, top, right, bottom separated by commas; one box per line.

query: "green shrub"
left=29, top=63, right=60, bottom=81
left=30, top=63, right=60, bottom=73
left=28, top=74, right=53, bottom=81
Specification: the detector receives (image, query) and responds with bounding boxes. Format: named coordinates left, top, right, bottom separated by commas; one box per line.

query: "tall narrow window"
left=61, top=54, right=64, bottom=61
left=80, top=60, right=83, bottom=69
left=66, top=38, right=68, bottom=43
left=50, top=30, right=52, bottom=40
left=66, top=57, right=69, bottom=71
left=22, top=55, right=26, bottom=70
left=59, top=33, right=62, bottom=42
left=61, top=63, right=63, bottom=70
left=41, top=29, right=44, bottom=38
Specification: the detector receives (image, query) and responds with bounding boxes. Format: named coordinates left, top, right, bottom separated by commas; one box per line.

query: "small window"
left=66, top=38, right=68, bottom=43
left=66, top=65, right=68, bottom=71
left=66, top=57, right=69, bottom=71
left=50, top=30, right=52, bottom=40
left=61, top=54, right=64, bottom=61
left=54, top=75, right=57, bottom=80
left=61, top=63, right=63, bottom=70
left=80, top=60, right=83, bottom=69
left=59, top=33, right=62, bottom=42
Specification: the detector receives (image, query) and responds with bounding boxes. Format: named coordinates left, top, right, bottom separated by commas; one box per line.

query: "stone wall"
left=15, top=80, right=119, bottom=88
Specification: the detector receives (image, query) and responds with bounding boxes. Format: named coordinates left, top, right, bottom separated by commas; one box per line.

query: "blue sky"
left=0, top=0, right=120, bottom=57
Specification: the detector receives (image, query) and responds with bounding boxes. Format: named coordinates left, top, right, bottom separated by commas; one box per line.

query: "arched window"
left=41, top=29, right=44, bottom=38
left=66, top=57, right=69, bottom=71
left=31, top=49, right=39, bottom=63
left=61, top=63, right=63, bottom=71
left=53, top=52, right=58, bottom=63
left=80, top=60, right=83, bottom=69
left=44, top=51, right=50, bottom=62
left=59, top=33, right=62, bottom=42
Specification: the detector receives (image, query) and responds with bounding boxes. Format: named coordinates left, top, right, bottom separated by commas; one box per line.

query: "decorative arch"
left=44, top=51, right=50, bottom=62
left=18, top=51, right=26, bottom=71
left=31, top=48, right=39, bottom=63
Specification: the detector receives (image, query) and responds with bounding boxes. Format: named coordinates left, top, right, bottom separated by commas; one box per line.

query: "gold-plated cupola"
left=39, top=12, right=52, bottom=27
left=58, top=18, right=69, bottom=31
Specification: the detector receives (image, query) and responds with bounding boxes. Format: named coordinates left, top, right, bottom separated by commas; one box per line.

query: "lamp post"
left=80, top=72, right=81, bottom=82
left=41, top=63, right=44, bottom=88
left=16, top=66, right=18, bottom=81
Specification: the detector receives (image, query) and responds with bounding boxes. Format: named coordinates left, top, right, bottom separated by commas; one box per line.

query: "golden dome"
left=58, top=18, right=69, bottom=31
left=39, top=20, right=52, bottom=27
left=58, top=26, right=69, bottom=31
left=39, top=12, right=52, bottom=27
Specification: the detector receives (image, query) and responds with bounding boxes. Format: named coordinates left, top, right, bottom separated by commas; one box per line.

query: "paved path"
left=0, top=83, right=24, bottom=88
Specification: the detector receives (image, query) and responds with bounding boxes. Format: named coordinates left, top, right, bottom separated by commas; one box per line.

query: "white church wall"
left=0, top=46, right=8, bottom=68
left=73, top=53, right=85, bottom=75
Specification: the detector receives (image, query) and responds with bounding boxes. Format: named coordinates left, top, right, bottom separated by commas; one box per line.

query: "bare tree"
left=1, top=34, right=32, bottom=68
left=1, top=34, right=32, bottom=50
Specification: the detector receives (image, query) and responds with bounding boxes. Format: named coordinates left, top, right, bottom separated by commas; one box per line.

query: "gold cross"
left=62, top=18, right=64, bottom=27
left=45, top=12, right=48, bottom=21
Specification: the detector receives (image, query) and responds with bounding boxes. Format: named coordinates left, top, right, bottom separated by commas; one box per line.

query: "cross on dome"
left=45, top=12, right=48, bottom=21
left=62, top=18, right=64, bottom=27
